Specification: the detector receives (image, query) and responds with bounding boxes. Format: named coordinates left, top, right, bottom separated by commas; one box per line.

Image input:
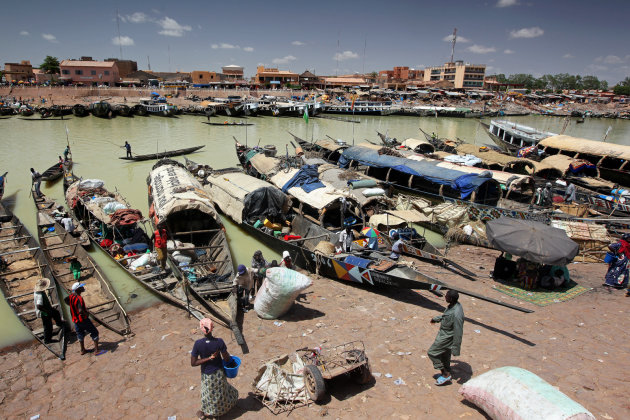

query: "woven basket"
left=313, top=241, right=335, bottom=255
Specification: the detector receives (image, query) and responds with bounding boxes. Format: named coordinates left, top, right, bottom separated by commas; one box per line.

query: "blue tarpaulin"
left=281, top=165, right=325, bottom=193
left=338, top=146, right=495, bottom=199
left=344, top=255, right=372, bottom=269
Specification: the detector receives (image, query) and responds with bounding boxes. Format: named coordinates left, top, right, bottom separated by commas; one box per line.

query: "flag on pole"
left=351, top=94, right=357, bottom=111
left=303, top=105, right=309, bottom=124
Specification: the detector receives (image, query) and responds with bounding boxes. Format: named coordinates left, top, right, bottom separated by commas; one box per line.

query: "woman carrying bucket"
left=191, top=318, right=239, bottom=419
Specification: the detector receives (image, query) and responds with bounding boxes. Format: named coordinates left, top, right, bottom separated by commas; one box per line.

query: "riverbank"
left=1, top=86, right=628, bottom=119
left=1, top=244, right=626, bottom=419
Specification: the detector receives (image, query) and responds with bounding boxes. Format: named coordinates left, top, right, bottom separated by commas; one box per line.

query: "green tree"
left=581, top=75, right=602, bottom=90
left=613, top=84, right=630, bottom=95
left=40, top=56, right=60, bottom=74
left=507, top=73, right=537, bottom=89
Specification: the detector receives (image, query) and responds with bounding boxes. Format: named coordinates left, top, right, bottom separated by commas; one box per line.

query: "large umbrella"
left=485, top=217, right=579, bottom=265
left=361, top=227, right=379, bottom=238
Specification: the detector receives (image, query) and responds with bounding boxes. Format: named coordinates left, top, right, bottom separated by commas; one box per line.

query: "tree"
left=40, top=56, right=60, bottom=74
left=613, top=85, right=630, bottom=95
left=581, top=75, right=602, bottom=90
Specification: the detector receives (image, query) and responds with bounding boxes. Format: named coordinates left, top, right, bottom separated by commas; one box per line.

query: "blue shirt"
left=192, top=337, right=227, bottom=375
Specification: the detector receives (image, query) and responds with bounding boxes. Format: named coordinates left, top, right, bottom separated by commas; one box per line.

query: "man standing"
left=428, top=290, right=464, bottom=386
left=150, top=225, right=168, bottom=270
left=124, top=141, right=132, bottom=158
left=389, top=232, right=404, bottom=260
left=34, top=278, right=63, bottom=343
left=542, top=182, right=553, bottom=207
left=63, top=145, right=71, bottom=162
left=564, top=180, right=577, bottom=204
left=68, top=282, right=99, bottom=355
left=61, top=214, right=76, bottom=235
left=336, top=227, right=355, bottom=253
left=30, top=168, right=42, bottom=198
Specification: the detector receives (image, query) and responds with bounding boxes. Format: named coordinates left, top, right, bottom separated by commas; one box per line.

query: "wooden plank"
left=0, top=235, right=32, bottom=243
left=41, top=243, right=79, bottom=252
left=0, top=246, right=39, bottom=257
left=172, top=229, right=222, bottom=236
left=0, top=263, right=48, bottom=276
left=7, top=286, right=56, bottom=299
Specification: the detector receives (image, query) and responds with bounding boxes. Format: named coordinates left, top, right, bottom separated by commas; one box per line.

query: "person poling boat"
left=124, top=141, right=132, bottom=158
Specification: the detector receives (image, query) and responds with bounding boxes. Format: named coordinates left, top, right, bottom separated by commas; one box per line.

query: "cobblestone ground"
left=1, top=245, right=628, bottom=419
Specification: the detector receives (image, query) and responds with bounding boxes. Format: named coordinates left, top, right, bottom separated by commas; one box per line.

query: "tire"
left=303, top=364, right=326, bottom=401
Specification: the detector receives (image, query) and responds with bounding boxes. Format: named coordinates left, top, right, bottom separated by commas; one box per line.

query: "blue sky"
left=1, top=0, right=629, bottom=84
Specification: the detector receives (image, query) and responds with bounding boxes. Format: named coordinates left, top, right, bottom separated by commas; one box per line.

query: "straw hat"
left=34, top=278, right=51, bottom=292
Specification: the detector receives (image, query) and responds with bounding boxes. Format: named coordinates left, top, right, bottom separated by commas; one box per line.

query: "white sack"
left=254, top=267, right=312, bottom=319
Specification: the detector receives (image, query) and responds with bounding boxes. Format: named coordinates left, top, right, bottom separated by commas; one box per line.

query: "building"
left=322, top=75, right=367, bottom=88
left=377, top=66, right=424, bottom=89
left=33, top=68, right=59, bottom=84
left=423, top=61, right=485, bottom=89
left=299, top=70, right=324, bottom=89
left=221, top=65, right=244, bottom=81
left=3, top=60, right=34, bottom=82
left=59, top=59, right=120, bottom=86
left=105, top=59, right=138, bottom=78
left=191, top=71, right=221, bottom=85
left=253, top=66, right=298, bottom=87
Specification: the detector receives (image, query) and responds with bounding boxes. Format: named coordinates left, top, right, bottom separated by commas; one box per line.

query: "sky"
left=1, top=0, right=629, bottom=84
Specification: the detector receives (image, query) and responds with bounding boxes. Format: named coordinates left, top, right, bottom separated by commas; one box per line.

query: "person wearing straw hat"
left=191, top=318, right=238, bottom=419
left=68, top=282, right=100, bottom=355
left=34, top=278, right=62, bottom=343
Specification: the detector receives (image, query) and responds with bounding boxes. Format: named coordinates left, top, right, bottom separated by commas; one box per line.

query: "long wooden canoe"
left=65, top=177, right=223, bottom=326
left=202, top=122, right=254, bottom=126
left=0, top=203, right=67, bottom=359
left=33, top=190, right=90, bottom=248
left=41, top=161, right=67, bottom=182
left=34, top=194, right=131, bottom=336
left=119, top=145, right=205, bottom=161
left=147, top=160, right=244, bottom=345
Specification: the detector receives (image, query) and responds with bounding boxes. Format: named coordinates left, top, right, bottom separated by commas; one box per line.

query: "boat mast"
left=116, top=9, right=123, bottom=59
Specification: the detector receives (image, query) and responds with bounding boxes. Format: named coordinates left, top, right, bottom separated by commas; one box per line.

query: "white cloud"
left=243, top=46, right=254, bottom=52
left=157, top=17, right=191, bottom=37
left=42, top=33, right=58, bottom=43
left=333, top=50, right=359, bottom=61
left=497, top=0, right=518, bottom=7
left=563, top=53, right=574, bottom=59
left=467, top=44, right=496, bottom=54
left=292, top=41, right=305, bottom=46
left=272, top=55, right=297, bottom=65
left=504, top=49, right=514, bottom=54
left=442, top=34, right=470, bottom=43
left=126, top=12, right=148, bottom=23
left=20, top=30, right=29, bottom=36
left=509, top=27, right=544, bottom=39
left=603, top=55, right=623, bottom=64
left=112, top=36, right=135, bottom=46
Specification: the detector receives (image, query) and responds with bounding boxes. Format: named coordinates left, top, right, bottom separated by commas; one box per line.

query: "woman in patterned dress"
left=191, top=318, right=238, bottom=419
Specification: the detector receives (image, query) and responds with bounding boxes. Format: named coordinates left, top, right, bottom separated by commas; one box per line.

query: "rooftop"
left=60, top=60, right=117, bottom=68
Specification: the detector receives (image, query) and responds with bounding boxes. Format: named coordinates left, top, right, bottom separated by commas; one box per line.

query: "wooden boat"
left=41, top=160, right=69, bottom=182
left=19, top=117, right=71, bottom=121
left=376, top=130, right=399, bottom=147
left=65, top=177, right=227, bottom=327
left=34, top=192, right=132, bottom=337
left=202, top=122, right=254, bottom=126
left=0, top=203, right=67, bottom=359
left=72, top=104, right=89, bottom=117
left=481, top=120, right=556, bottom=155
left=419, top=128, right=462, bottom=153
left=537, top=135, right=630, bottom=187
left=90, top=101, right=113, bottom=119
left=131, top=104, right=148, bottom=116
left=63, top=161, right=78, bottom=191
left=113, top=104, right=132, bottom=117
left=147, top=160, right=244, bottom=344
left=139, top=99, right=177, bottom=117
left=119, top=145, right=205, bottom=161
left=235, top=142, right=393, bottom=229
left=19, top=106, right=34, bottom=116
left=288, top=132, right=349, bottom=162
left=200, top=168, right=531, bottom=313
left=33, top=189, right=90, bottom=248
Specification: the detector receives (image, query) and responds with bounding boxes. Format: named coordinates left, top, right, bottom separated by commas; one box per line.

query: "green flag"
left=303, top=105, right=309, bottom=124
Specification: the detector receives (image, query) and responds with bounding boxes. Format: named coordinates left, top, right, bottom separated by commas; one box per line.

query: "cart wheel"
left=304, top=365, right=326, bottom=401
left=352, top=360, right=373, bottom=385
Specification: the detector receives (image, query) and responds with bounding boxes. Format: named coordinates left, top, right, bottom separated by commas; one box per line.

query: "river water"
left=1, top=113, right=628, bottom=347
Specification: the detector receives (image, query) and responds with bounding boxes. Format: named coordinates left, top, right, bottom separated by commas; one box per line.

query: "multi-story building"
left=253, top=66, right=298, bottom=87
left=378, top=66, right=424, bottom=88
left=221, top=65, right=244, bottom=81
left=423, top=61, right=485, bottom=89
left=299, top=70, right=324, bottom=89
left=191, top=71, right=221, bottom=84
left=59, top=59, right=120, bottom=86
left=3, top=60, right=34, bottom=82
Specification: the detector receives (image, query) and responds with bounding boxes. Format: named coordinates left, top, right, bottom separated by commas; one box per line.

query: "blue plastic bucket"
left=604, top=252, right=616, bottom=264
left=223, top=356, right=241, bottom=378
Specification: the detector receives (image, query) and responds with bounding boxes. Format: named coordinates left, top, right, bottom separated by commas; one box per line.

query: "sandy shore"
left=1, top=244, right=627, bottom=419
